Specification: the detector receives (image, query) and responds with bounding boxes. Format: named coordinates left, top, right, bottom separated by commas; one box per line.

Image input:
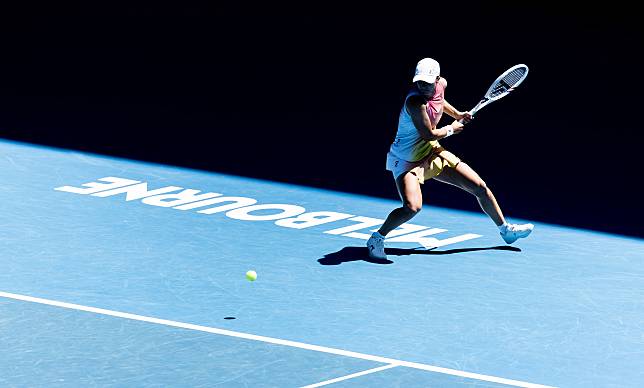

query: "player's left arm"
left=443, top=100, right=472, bottom=122
left=441, top=78, right=473, bottom=122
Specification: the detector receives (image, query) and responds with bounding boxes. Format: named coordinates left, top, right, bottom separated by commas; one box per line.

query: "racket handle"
left=459, top=107, right=479, bottom=124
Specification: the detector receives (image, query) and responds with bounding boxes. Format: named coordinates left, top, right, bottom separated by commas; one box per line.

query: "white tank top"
left=389, top=78, right=446, bottom=162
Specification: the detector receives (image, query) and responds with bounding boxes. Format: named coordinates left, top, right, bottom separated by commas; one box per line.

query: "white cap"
left=413, top=58, right=440, bottom=83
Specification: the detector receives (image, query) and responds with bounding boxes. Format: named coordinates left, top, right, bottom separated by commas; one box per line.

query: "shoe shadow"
left=318, top=245, right=521, bottom=265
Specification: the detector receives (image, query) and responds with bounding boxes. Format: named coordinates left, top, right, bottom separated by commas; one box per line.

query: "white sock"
left=374, top=231, right=385, bottom=239
left=498, top=222, right=508, bottom=233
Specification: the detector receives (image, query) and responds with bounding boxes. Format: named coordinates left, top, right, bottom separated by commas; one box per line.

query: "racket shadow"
left=317, top=245, right=521, bottom=266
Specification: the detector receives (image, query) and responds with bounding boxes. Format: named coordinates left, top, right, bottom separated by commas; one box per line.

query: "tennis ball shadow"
left=318, top=245, right=521, bottom=265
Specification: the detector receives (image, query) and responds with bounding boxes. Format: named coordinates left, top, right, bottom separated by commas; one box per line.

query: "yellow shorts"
left=386, top=146, right=461, bottom=184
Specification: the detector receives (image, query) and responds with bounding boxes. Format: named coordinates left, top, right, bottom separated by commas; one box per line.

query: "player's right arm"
left=406, top=95, right=464, bottom=141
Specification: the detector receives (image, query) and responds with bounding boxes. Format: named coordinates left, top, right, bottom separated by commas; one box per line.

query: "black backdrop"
left=1, top=3, right=642, bottom=238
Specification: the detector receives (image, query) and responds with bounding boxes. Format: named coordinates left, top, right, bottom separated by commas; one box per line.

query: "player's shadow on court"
left=318, top=245, right=521, bottom=265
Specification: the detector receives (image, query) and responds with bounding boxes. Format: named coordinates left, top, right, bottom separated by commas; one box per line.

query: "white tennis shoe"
left=500, top=223, right=534, bottom=244
left=367, top=232, right=387, bottom=260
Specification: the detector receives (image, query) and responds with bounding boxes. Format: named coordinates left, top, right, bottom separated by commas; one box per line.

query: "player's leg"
left=367, top=171, right=423, bottom=259
left=433, top=162, right=505, bottom=226
left=378, top=171, right=423, bottom=236
left=434, top=162, right=533, bottom=243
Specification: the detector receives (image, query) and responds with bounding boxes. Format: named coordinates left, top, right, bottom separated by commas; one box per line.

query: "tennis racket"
left=460, top=64, right=529, bottom=123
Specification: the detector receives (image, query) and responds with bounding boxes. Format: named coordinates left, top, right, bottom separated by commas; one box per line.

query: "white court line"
left=0, top=291, right=557, bottom=388
left=300, top=364, right=398, bottom=387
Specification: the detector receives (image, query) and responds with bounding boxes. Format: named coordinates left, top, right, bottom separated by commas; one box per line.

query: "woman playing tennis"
left=367, top=58, right=533, bottom=260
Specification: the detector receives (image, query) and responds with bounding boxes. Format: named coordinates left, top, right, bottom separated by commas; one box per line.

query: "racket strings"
left=490, top=68, right=527, bottom=98
left=502, top=68, right=526, bottom=87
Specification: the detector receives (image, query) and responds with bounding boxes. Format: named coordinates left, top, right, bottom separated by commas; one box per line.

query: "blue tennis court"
left=2, top=138, right=643, bottom=387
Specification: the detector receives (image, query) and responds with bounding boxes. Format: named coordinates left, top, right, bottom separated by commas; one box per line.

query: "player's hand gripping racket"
left=460, top=64, right=529, bottom=123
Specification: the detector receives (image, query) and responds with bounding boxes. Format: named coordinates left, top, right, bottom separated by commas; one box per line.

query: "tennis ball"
left=246, top=270, right=257, bottom=282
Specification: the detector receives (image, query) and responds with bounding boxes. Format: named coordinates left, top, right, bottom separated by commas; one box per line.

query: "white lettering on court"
left=275, top=212, right=354, bottom=229
left=55, top=177, right=140, bottom=195
left=226, top=204, right=306, bottom=221
left=55, top=177, right=482, bottom=248
left=92, top=183, right=183, bottom=201
left=141, top=190, right=222, bottom=208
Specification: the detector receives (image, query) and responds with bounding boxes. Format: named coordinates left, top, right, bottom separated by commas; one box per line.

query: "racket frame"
left=462, top=64, right=529, bottom=121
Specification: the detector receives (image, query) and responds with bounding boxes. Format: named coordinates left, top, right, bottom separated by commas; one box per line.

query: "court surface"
left=1, top=138, right=643, bottom=387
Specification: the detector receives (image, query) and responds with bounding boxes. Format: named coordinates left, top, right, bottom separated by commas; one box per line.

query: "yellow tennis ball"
left=246, top=270, right=257, bottom=281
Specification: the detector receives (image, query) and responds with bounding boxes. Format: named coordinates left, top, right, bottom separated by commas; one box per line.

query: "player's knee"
left=471, top=179, right=489, bottom=197
left=404, top=202, right=422, bottom=215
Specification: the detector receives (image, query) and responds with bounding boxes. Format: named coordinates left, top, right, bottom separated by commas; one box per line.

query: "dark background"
left=1, top=3, right=642, bottom=238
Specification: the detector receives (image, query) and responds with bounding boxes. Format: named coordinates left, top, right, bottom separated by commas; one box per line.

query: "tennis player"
left=367, top=58, right=533, bottom=260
